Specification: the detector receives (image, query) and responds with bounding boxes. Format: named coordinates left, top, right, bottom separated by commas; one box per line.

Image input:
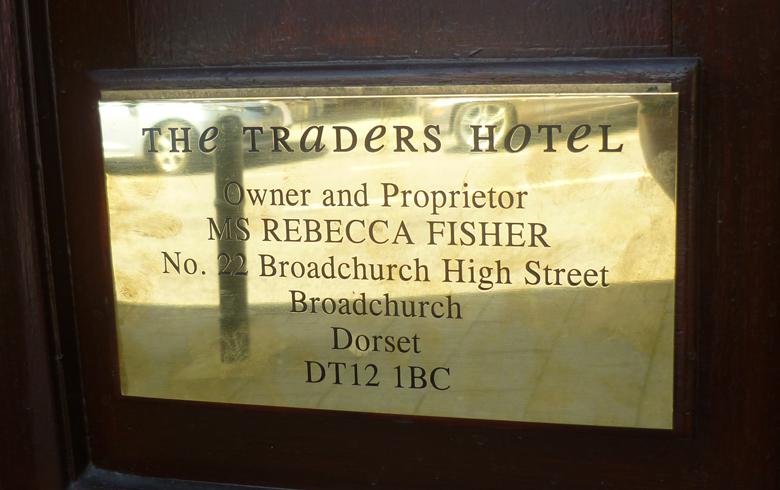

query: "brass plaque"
left=99, top=84, right=678, bottom=428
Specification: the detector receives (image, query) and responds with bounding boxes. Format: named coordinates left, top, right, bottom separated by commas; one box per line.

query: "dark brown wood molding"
left=0, top=0, right=65, bottom=487
left=673, top=2, right=780, bottom=488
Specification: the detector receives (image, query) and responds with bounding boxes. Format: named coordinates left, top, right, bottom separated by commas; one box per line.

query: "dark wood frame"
left=61, top=59, right=698, bottom=488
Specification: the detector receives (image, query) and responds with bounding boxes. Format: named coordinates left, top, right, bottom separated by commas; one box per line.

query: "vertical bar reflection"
left=214, top=115, right=249, bottom=362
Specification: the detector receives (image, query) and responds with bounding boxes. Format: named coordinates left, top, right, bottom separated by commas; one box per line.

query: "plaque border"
left=77, top=58, right=698, bottom=482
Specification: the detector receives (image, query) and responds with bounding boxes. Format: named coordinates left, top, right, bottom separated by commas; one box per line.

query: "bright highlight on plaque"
left=99, top=84, right=678, bottom=428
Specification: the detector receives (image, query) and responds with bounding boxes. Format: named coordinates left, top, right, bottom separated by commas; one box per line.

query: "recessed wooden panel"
left=131, top=0, right=671, bottom=66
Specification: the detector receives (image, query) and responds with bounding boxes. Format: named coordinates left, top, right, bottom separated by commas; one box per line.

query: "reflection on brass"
left=100, top=84, right=678, bottom=429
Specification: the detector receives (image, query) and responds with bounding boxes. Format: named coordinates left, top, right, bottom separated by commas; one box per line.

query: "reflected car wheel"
left=637, top=99, right=677, bottom=200
left=455, top=103, right=514, bottom=150
left=150, top=120, right=196, bottom=174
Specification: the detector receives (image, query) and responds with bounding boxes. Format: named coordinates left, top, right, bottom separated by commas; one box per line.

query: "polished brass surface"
left=99, top=85, right=678, bottom=428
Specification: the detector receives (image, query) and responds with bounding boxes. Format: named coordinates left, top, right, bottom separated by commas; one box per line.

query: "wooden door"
left=1, top=1, right=777, bottom=489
